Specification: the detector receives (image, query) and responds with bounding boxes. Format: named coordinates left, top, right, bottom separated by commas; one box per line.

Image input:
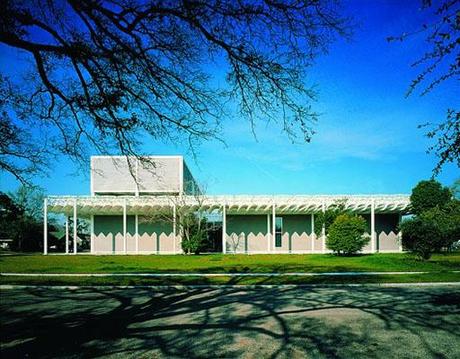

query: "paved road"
left=1, top=285, right=459, bottom=358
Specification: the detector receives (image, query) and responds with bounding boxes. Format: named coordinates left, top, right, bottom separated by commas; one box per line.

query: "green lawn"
left=1, top=252, right=459, bottom=274
left=0, top=253, right=459, bottom=285
left=2, top=272, right=460, bottom=286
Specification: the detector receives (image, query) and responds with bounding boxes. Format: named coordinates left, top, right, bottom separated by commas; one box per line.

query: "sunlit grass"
left=1, top=252, right=459, bottom=274
left=1, top=272, right=460, bottom=286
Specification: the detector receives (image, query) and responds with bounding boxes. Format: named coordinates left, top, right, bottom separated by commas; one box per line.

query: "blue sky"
left=1, top=0, right=458, bottom=196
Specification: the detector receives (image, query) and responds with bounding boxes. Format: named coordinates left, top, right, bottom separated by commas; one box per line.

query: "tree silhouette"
left=0, top=0, right=350, bottom=183
left=388, top=0, right=460, bottom=175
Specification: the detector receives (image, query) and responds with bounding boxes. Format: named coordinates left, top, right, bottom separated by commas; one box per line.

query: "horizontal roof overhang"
left=46, top=194, right=411, bottom=217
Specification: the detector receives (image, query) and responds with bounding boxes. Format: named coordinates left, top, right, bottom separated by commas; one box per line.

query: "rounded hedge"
left=326, top=214, right=369, bottom=255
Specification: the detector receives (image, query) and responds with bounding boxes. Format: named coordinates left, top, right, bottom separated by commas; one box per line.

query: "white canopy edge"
left=47, top=194, right=411, bottom=217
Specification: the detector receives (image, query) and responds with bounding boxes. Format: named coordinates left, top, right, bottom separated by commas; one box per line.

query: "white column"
left=311, top=213, right=315, bottom=253
left=65, top=216, right=69, bottom=254
left=173, top=205, right=177, bottom=254
left=272, top=204, right=276, bottom=253
left=371, top=199, right=376, bottom=253
left=123, top=198, right=127, bottom=254
left=135, top=158, right=139, bottom=196
left=222, top=205, right=227, bottom=254
left=90, top=158, right=94, bottom=196
left=398, top=213, right=403, bottom=252
left=43, top=198, right=48, bottom=255
left=90, top=215, right=94, bottom=254
left=267, top=214, right=270, bottom=252
left=73, top=199, right=77, bottom=254
left=321, top=201, right=326, bottom=253
left=135, top=214, right=139, bottom=254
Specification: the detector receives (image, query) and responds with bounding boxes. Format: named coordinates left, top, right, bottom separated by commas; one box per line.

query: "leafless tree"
left=388, top=0, right=460, bottom=175
left=145, top=188, right=209, bottom=254
left=0, top=0, right=350, bottom=184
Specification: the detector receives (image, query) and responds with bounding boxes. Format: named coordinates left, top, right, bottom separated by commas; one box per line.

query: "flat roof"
left=47, top=194, right=410, bottom=217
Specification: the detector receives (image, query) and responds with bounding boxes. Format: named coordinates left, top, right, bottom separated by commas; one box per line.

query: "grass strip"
left=1, top=253, right=459, bottom=274
left=1, top=272, right=459, bottom=286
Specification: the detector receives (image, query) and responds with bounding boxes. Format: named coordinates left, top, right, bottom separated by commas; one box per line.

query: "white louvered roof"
left=47, top=194, right=410, bottom=217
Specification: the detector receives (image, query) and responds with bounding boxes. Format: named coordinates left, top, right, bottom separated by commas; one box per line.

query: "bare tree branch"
left=388, top=0, right=460, bottom=175
left=0, top=0, right=350, bottom=183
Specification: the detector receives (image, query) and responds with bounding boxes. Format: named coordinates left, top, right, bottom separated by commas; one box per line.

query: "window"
left=275, top=217, right=283, bottom=247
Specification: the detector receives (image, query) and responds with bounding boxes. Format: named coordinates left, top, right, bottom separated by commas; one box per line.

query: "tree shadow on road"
left=1, top=284, right=459, bottom=358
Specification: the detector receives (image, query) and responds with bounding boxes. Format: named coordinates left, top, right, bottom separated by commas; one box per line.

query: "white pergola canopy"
left=47, top=194, right=410, bottom=217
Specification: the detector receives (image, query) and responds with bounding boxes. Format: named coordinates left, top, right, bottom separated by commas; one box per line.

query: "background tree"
left=10, top=185, right=46, bottom=220
left=0, top=192, right=24, bottom=243
left=388, top=0, right=460, bottom=175
left=0, top=0, right=350, bottom=184
left=0, top=186, right=52, bottom=251
left=146, top=188, right=209, bottom=254
left=409, top=179, right=451, bottom=215
left=401, top=179, right=460, bottom=260
left=326, top=214, right=368, bottom=255
left=314, top=199, right=349, bottom=236
left=451, top=178, right=460, bottom=199
left=65, top=218, right=90, bottom=252
left=179, top=212, right=208, bottom=255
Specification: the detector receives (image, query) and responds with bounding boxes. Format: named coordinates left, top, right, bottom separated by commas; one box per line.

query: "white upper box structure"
left=90, top=156, right=199, bottom=196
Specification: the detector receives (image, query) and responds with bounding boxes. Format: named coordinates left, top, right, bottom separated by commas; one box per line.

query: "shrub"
left=400, top=216, right=441, bottom=260
left=326, top=214, right=369, bottom=255
left=181, top=231, right=207, bottom=254
left=401, top=201, right=460, bottom=259
left=410, top=179, right=451, bottom=215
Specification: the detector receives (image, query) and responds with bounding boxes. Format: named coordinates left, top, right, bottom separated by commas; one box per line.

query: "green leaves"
left=401, top=179, right=460, bottom=260
left=409, top=179, right=452, bottom=215
left=314, top=199, right=349, bottom=236
left=326, top=214, right=369, bottom=256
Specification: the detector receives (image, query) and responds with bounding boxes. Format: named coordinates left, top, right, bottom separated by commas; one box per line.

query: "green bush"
left=401, top=200, right=460, bottom=260
left=326, top=214, right=369, bottom=255
left=410, top=179, right=451, bottom=215
left=400, top=216, right=441, bottom=260
left=181, top=231, right=207, bottom=254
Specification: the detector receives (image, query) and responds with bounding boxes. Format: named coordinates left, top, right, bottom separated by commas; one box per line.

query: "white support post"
left=90, top=215, right=94, bottom=254
left=90, top=158, right=95, bottom=196
left=311, top=213, right=315, bottom=253
left=371, top=199, right=376, bottom=253
left=173, top=204, right=177, bottom=254
left=321, top=201, right=326, bottom=253
left=135, top=158, right=139, bottom=196
left=65, top=216, right=69, bottom=254
left=272, top=203, right=276, bottom=253
left=222, top=205, right=227, bottom=254
left=73, top=199, right=77, bottom=254
left=398, top=213, right=403, bottom=252
left=43, top=198, right=48, bottom=255
left=267, top=214, right=271, bottom=253
left=123, top=198, right=127, bottom=254
left=135, top=214, right=139, bottom=254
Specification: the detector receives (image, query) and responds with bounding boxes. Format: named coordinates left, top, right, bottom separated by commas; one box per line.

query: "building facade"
left=44, top=156, right=410, bottom=255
